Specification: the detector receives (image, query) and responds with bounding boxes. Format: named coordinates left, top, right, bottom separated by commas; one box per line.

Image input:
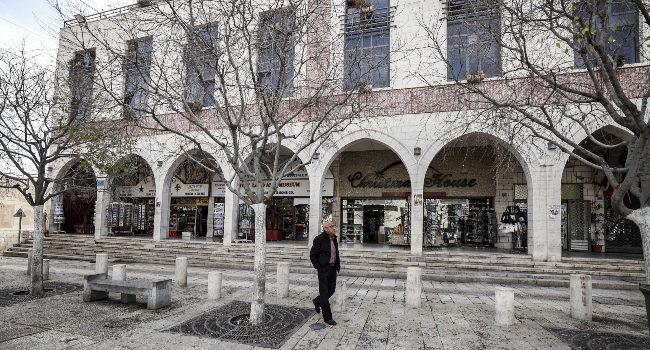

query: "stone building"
left=48, top=0, right=646, bottom=262
left=0, top=182, right=34, bottom=252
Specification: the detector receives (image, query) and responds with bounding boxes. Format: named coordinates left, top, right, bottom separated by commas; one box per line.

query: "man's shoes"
left=313, top=300, right=320, bottom=314
left=325, top=319, right=337, bottom=326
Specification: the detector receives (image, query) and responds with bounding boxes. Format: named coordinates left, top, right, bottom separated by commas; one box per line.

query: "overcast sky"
left=0, top=0, right=130, bottom=66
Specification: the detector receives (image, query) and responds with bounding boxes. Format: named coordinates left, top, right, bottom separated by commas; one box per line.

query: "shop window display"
left=424, top=198, right=496, bottom=247
left=342, top=198, right=410, bottom=244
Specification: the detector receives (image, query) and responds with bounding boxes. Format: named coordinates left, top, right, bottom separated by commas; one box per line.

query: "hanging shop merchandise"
left=499, top=205, right=527, bottom=251
left=109, top=176, right=156, bottom=236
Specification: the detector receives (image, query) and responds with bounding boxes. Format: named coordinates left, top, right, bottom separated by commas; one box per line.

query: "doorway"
left=562, top=200, right=591, bottom=251
left=363, top=205, right=384, bottom=243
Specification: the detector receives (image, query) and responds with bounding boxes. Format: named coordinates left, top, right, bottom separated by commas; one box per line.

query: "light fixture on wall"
left=547, top=142, right=558, bottom=150
left=312, top=152, right=320, bottom=159
left=157, top=160, right=163, bottom=167
left=74, top=14, right=86, bottom=24
left=413, top=147, right=421, bottom=156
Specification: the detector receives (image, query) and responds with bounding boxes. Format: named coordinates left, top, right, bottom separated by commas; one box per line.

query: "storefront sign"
left=348, top=161, right=477, bottom=189
left=382, top=192, right=411, bottom=197
left=424, top=192, right=447, bottom=197
left=171, top=177, right=209, bottom=197
left=196, top=197, right=209, bottom=206
left=211, top=182, right=227, bottom=197
left=293, top=198, right=310, bottom=205
left=212, top=178, right=334, bottom=197
left=116, top=176, right=156, bottom=198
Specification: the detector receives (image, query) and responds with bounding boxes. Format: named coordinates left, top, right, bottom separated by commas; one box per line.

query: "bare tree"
left=55, top=0, right=387, bottom=324
left=419, top=0, right=650, bottom=277
left=0, top=45, right=132, bottom=295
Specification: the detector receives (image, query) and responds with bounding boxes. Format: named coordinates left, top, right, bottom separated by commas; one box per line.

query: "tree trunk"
left=250, top=203, right=267, bottom=325
left=628, top=207, right=650, bottom=282
left=30, top=205, right=44, bottom=296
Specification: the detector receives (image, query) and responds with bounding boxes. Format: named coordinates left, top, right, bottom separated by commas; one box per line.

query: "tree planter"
left=640, top=283, right=650, bottom=334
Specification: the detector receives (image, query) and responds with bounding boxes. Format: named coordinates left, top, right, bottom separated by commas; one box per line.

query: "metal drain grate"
left=0, top=283, right=83, bottom=307
left=546, top=328, right=650, bottom=350
left=166, top=300, right=315, bottom=349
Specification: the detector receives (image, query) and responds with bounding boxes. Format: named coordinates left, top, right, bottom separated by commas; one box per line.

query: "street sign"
left=13, top=208, right=26, bottom=217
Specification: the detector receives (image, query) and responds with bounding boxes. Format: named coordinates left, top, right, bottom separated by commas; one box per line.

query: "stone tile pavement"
left=0, top=256, right=647, bottom=349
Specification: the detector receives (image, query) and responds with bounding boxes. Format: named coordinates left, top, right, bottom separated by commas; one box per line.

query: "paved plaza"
left=0, top=256, right=647, bottom=349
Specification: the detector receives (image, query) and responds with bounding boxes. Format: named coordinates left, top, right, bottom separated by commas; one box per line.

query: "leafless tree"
left=0, top=45, right=132, bottom=295
left=419, top=0, right=650, bottom=278
left=55, top=0, right=389, bottom=324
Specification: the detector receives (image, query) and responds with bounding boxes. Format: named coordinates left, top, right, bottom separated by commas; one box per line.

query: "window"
left=257, top=9, right=295, bottom=99
left=186, top=24, right=218, bottom=108
left=123, top=38, right=153, bottom=118
left=574, top=0, right=639, bottom=68
left=446, top=0, right=501, bottom=81
left=69, top=49, right=96, bottom=120
left=344, top=0, right=390, bottom=90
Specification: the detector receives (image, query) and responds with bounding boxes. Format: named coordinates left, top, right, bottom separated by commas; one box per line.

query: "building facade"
left=49, top=0, right=647, bottom=262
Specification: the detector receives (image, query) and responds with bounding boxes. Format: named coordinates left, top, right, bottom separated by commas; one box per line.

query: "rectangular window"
left=69, top=49, right=96, bottom=120
left=257, top=9, right=295, bottom=99
left=123, top=38, right=153, bottom=118
left=344, top=0, right=390, bottom=90
left=446, top=0, right=501, bottom=81
left=186, top=24, right=218, bottom=108
left=574, top=0, right=639, bottom=68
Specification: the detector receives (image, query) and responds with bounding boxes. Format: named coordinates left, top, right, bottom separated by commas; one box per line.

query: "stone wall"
left=0, top=187, right=35, bottom=252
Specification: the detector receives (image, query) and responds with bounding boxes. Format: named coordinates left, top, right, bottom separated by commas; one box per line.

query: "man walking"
left=310, top=221, right=340, bottom=325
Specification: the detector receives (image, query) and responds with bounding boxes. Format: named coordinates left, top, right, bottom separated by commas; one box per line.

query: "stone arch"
left=50, top=158, right=98, bottom=235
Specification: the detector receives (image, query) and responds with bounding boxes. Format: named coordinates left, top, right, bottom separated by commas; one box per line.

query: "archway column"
left=527, top=163, right=562, bottom=262
left=308, top=176, right=324, bottom=249
left=223, top=188, right=239, bottom=246
left=93, top=174, right=111, bottom=239
left=153, top=175, right=171, bottom=242
left=410, top=178, right=424, bottom=256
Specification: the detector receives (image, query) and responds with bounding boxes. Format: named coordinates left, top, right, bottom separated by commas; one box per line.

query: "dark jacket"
left=310, top=232, right=340, bottom=274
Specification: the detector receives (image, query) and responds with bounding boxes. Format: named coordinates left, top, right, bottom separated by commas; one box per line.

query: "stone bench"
left=83, top=273, right=172, bottom=310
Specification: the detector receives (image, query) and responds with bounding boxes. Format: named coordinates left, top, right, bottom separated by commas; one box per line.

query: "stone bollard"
left=405, top=266, right=422, bottom=308
left=26, top=248, right=33, bottom=275
left=331, top=280, right=348, bottom=312
left=570, top=274, right=592, bottom=321
left=277, top=262, right=290, bottom=298
left=208, top=271, right=222, bottom=300
left=495, top=287, right=515, bottom=325
left=43, top=259, right=50, bottom=281
left=112, top=264, right=126, bottom=281
left=175, top=257, right=188, bottom=287
left=95, top=253, right=109, bottom=276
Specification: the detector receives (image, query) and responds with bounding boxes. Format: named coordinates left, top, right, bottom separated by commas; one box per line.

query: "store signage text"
left=117, top=176, right=156, bottom=198
left=171, top=177, right=209, bottom=197
left=348, top=161, right=477, bottom=189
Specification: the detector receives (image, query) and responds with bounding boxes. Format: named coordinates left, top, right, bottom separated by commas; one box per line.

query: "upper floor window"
left=257, top=8, right=295, bottom=99
left=344, top=0, right=390, bottom=90
left=447, top=0, right=501, bottom=81
left=123, top=37, right=153, bottom=118
left=574, top=0, right=639, bottom=68
left=69, top=49, right=96, bottom=120
left=186, top=24, right=218, bottom=108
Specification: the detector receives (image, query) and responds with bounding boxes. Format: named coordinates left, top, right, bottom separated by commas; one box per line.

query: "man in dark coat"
left=310, top=221, right=340, bottom=325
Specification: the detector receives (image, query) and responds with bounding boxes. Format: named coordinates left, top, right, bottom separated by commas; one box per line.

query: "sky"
left=0, top=0, right=130, bottom=67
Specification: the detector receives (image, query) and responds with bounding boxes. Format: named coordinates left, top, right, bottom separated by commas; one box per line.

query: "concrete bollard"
left=43, top=259, right=50, bottom=281
left=277, top=262, right=290, bottom=298
left=570, top=274, right=592, bottom=321
left=112, top=264, right=126, bottom=281
left=175, top=257, right=188, bottom=287
left=208, top=271, right=222, bottom=300
left=405, top=266, right=422, bottom=308
left=331, top=280, right=348, bottom=312
left=95, top=253, right=109, bottom=276
left=495, top=287, right=515, bottom=325
left=26, top=248, right=33, bottom=275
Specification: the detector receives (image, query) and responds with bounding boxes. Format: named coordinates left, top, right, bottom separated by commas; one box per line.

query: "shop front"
left=169, top=177, right=210, bottom=238
left=223, top=160, right=334, bottom=241
left=338, top=148, right=503, bottom=247
left=110, top=176, right=156, bottom=236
